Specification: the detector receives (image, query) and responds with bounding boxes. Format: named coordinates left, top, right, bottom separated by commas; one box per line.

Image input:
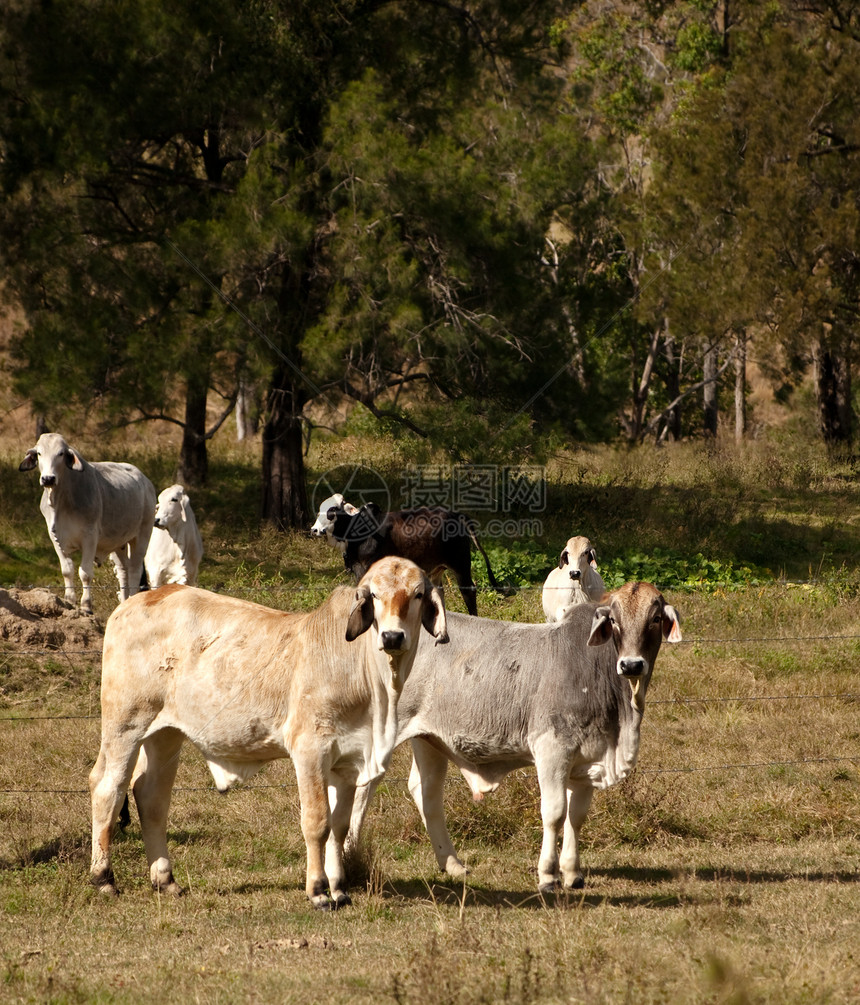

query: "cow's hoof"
left=331, top=892, right=352, bottom=910
left=538, top=880, right=561, bottom=896
left=153, top=880, right=184, bottom=897
left=311, top=895, right=333, bottom=911
left=564, top=875, right=585, bottom=890
left=96, top=882, right=119, bottom=897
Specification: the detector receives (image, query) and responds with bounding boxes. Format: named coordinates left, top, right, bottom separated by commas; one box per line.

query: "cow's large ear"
left=587, top=605, right=613, bottom=647
left=422, top=584, right=449, bottom=644
left=558, top=548, right=569, bottom=570
left=346, top=585, right=374, bottom=641
left=662, top=604, right=682, bottom=643
left=19, top=449, right=37, bottom=472
left=364, top=501, right=381, bottom=519
left=180, top=492, right=189, bottom=522
left=65, top=449, right=83, bottom=471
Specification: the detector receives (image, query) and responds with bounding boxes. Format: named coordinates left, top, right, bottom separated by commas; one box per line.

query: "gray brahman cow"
left=19, top=432, right=156, bottom=614
left=542, top=535, right=606, bottom=622
left=89, top=556, right=448, bottom=910
left=342, top=581, right=681, bottom=893
left=144, top=484, right=204, bottom=587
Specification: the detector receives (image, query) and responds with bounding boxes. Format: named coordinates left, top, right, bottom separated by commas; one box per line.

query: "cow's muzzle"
left=617, top=657, right=646, bottom=677
left=380, top=629, right=406, bottom=653
left=40, top=475, right=56, bottom=487
left=569, top=569, right=581, bottom=581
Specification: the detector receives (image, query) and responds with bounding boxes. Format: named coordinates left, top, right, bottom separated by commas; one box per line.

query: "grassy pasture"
left=0, top=433, right=859, bottom=1003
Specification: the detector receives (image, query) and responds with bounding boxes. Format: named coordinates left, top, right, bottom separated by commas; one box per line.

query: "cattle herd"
left=19, top=433, right=682, bottom=911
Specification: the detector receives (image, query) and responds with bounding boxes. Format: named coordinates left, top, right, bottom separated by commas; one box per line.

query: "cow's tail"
left=466, top=523, right=517, bottom=598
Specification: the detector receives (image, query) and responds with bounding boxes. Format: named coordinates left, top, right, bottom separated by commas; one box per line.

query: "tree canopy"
left=0, top=0, right=857, bottom=526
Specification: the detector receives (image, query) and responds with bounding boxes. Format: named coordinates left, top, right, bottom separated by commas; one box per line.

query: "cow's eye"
left=415, top=591, right=424, bottom=600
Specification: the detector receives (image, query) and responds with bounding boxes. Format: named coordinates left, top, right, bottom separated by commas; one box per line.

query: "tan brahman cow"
left=89, top=556, right=448, bottom=910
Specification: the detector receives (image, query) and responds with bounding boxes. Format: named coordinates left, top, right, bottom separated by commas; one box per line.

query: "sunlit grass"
left=0, top=432, right=859, bottom=1002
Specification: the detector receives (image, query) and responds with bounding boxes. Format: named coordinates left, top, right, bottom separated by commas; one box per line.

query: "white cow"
left=542, top=536, right=606, bottom=622
left=19, top=432, right=156, bottom=614
left=144, top=484, right=203, bottom=587
left=88, top=556, right=449, bottom=910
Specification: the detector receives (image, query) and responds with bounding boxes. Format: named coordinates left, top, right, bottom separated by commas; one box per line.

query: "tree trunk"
left=663, top=322, right=682, bottom=441
left=236, top=379, right=258, bottom=441
left=624, top=326, right=661, bottom=442
left=734, top=329, right=747, bottom=442
left=177, top=372, right=209, bottom=485
left=261, top=367, right=309, bottom=530
left=813, top=335, right=852, bottom=444
left=703, top=344, right=718, bottom=438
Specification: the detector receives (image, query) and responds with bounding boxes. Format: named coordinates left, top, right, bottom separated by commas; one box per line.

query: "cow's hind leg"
left=449, top=561, right=478, bottom=616
left=344, top=776, right=380, bottom=857
left=560, top=783, right=594, bottom=889
left=126, top=534, right=149, bottom=598
left=89, top=734, right=143, bottom=895
left=133, top=729, right=185, bottom=895
left=109, top=549, right=132, bottom=604
left=409, top=737, right=468, bottom=876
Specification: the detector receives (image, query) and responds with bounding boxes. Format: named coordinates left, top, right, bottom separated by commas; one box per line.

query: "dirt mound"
left=0, top=588, right=103, bottom=650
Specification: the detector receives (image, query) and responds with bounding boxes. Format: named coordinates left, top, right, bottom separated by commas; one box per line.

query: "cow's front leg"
left=325, top=772, right=356, bottom=908
left=560, top=783, right=594, bottom=889
left=293, top=753, right=337, bottom=910
left=78, top=540, right=98, bottom=614
left=534, top=741, right=569, bottom=894
left=50, top=539, right=78, bottom=607
left=410, top=737, right=468, bottom=877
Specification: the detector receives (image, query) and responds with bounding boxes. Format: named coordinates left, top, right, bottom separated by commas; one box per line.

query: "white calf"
left=144, top=484, right=203, bottom=587
left=542, top=536, right=605, bottom=622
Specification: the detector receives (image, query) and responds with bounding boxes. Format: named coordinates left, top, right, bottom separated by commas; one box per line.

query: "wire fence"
left=1, top=626, right=859, bottom=798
